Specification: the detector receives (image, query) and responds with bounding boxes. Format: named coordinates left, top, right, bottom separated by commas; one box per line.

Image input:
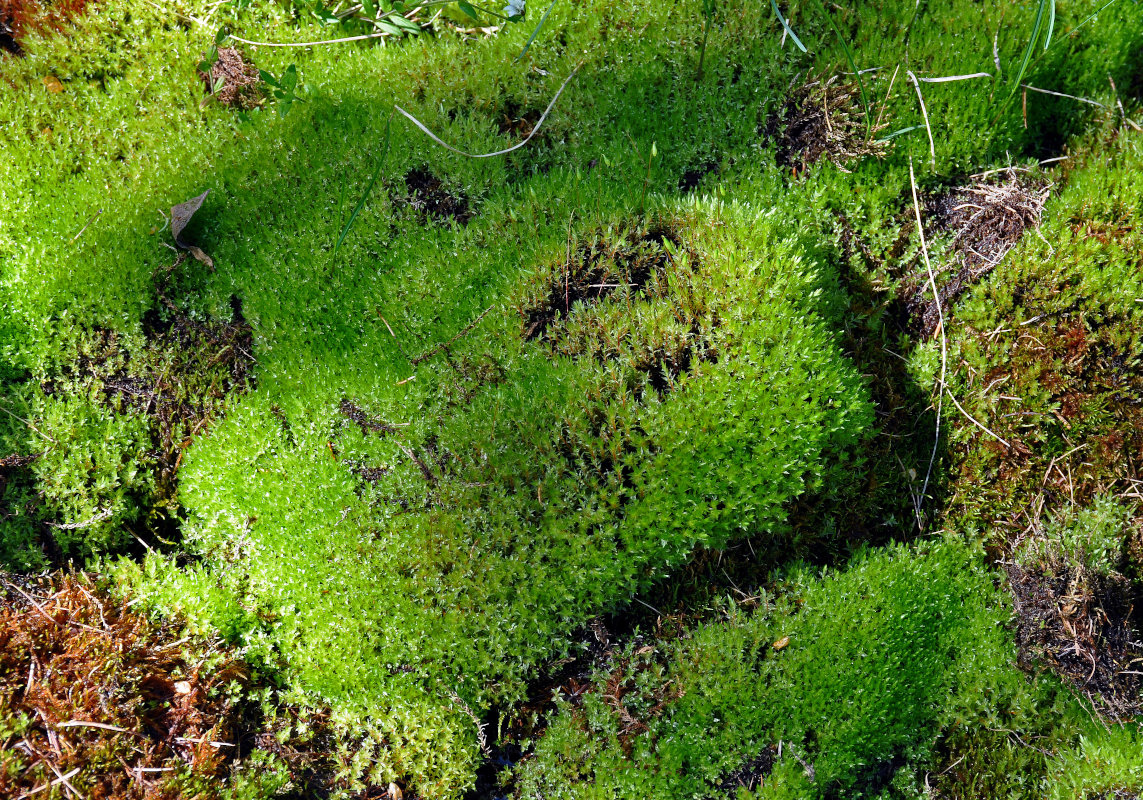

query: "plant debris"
left=199, top=47, right=262, bottom=109
left=169, top=191, right=214, bottom=268
left=1005, top=562, right=1142, bottom=721
left=905, top=169, right=1050, bottom=336
left=339, top=398, right=398, bottom=436
left=763, top=75, right=888, bottom=173
left=0, top=572, right=256, bottom=799
left=402, top=168, right=472, bottom=225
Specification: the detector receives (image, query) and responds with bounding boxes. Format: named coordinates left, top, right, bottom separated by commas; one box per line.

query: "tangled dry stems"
left=909, top=168, right=1051, bottom=336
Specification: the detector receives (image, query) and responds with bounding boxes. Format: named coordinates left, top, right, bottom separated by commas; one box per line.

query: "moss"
left=3, top=0, right=1143, bottom=794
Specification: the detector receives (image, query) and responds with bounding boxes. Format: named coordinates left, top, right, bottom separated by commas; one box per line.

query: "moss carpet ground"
left=2, top=0, right=1143, bottom=797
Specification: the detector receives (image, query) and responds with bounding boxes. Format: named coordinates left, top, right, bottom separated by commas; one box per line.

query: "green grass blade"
left=1007, top=0, right=1047, bottom=102
left=816, top=0, right=870, bottom=135
left=516, top=0, right=558, bottom=62
left=876, top=124, right=925, bottom=141
left=1044, top=0, right=1055, bottom=49
left=769, top=0, right=808, bottom=53
left=334, top=114, right=392, bottom=256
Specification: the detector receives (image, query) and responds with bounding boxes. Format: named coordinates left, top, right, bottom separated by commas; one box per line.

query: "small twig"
left=940, top=382, right=1011, bottom=448
left=44, top=509, right=113, bottom=530
left=19, top=767, right=81, bottom=799
left=410, top=305, right=494, bottom=365
left=1108, top=76, right=1143, bottom=131
left=873, top=64, right=900, bottom=130
left=0, top=402, right=57, bottom=443
left=57, top=721, right=130, bottom=734
left=633, top=596, right=663, bottom=617
left=443, top=688, right=490, bottom=756
left=69, top=209, right=103, bottom=243
left=3, top=580, right=61, bottom=628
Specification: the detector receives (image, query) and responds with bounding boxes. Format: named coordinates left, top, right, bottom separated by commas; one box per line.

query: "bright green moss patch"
left=4, top=0, right=1143, bottom=795
left=515, top=538, right=1062, bottom=799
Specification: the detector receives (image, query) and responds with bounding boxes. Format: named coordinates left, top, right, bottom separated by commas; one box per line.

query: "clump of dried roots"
left=199, top=47, right=262, bottom=109
left=907, top=168, right=1051, bottom=336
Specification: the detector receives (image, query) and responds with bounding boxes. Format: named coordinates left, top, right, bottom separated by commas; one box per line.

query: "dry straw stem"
left=908, top=158, right=945, bottom=532
left=396, top=65, right=580, bottom=158
left=907, top=70, right=934, bottom=165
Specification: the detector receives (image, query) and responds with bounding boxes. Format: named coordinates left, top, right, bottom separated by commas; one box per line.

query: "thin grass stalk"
left=815, top=0, right=871, bottom=136
left=334, top=113, right=393, bottom=256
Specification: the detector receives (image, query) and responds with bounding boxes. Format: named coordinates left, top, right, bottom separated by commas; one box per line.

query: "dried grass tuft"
left=906, top=168, right=1051, bottom=336
left=764, top=75, right=889, bottom=173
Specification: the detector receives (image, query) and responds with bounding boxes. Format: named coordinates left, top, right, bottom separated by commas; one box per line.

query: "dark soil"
left=679, top=160, right=719, bottom=192
left=0, top=14, right=20, bottom=55
left=1006, top=562, right=1143, bottom=721
left=521, top=225, right=679, bottom=342
left=763, top=75, right=886, bottom=173
left=402, top=168, right=472, bottom=225
left=519, top=222, right=715, bottom=401
left=466, top=615, right=690, bottom=800
left=496, top=99, right=543, bottom=139
left=714, top=746, right=778, bottom=795
left=200, top=46, right=262, bottom=109
left=137, top=293, right=255, bottom=516
left=904, top=169, right=1050, bottom=337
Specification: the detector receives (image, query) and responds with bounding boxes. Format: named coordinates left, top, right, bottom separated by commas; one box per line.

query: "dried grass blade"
left=396, top=65, right=578, bottom=159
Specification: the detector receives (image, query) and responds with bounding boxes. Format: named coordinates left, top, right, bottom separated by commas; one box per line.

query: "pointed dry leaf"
left=184, top=245, right=215, bottom=269
left=171, top=190, right=210, bottom=244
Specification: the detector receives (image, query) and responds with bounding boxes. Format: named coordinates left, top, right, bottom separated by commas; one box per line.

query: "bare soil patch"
left=519, top=223, right=713, bottom=399
left=1006, top=562, right=1142, bottom=721
left=402, top=168, right=472, bottom=225
left=714, top=746, right=778, bottom=795
left=521, top=224, right=679, bottom=343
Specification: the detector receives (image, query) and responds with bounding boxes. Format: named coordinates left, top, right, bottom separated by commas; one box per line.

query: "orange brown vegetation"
left=0, top=0, right=93, bottom=54
left=0, top=573, right=254, bottom=799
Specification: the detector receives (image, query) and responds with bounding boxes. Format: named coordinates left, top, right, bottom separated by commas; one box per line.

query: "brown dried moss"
left=0, top=573, right=254, bottom=799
